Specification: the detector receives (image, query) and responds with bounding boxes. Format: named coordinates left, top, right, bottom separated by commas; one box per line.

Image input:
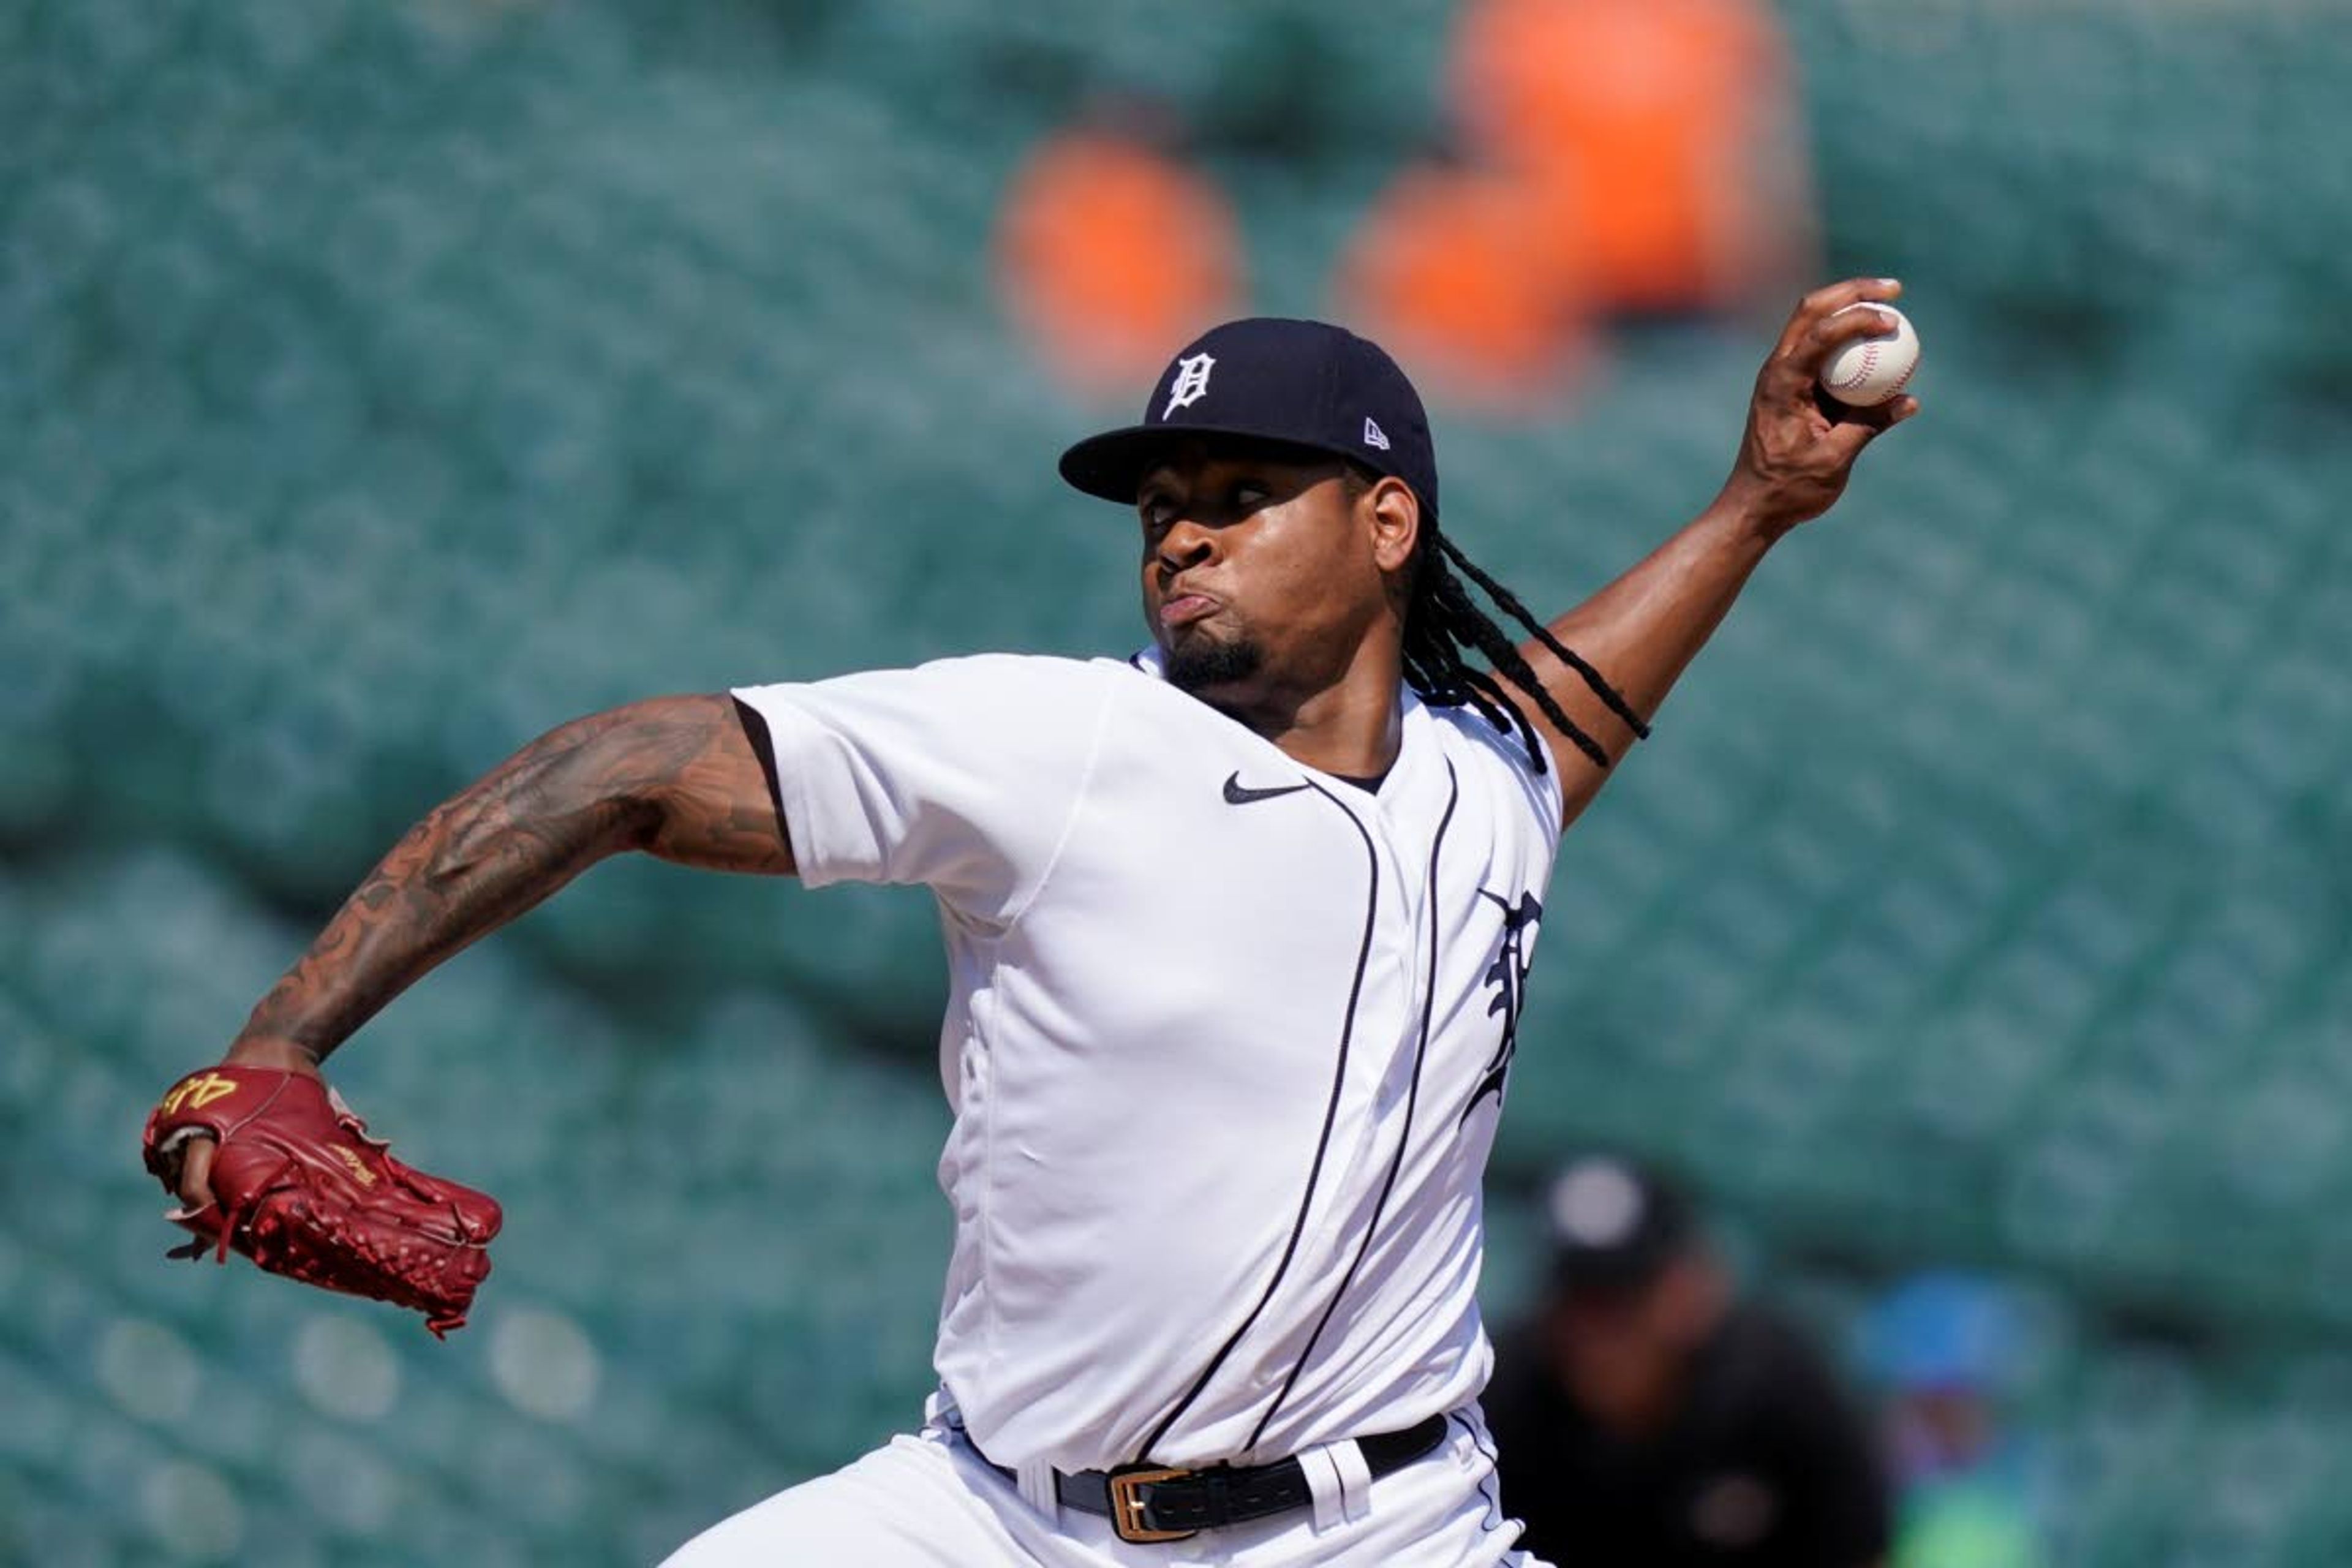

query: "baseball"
left=1819, top=304, right=1920, bottom=407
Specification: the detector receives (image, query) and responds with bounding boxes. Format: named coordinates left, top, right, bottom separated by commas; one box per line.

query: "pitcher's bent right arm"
left=224, top=693, right=795, bottom=1076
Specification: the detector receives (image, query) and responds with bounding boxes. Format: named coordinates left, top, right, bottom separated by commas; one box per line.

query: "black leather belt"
left=977, top=1414, right=1449, bottom=1544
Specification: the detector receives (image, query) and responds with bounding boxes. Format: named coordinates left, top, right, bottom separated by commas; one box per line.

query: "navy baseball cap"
left=1059, top=317, right=1441, bottom=521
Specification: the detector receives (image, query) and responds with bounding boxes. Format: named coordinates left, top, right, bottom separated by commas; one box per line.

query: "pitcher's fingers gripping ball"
left=141, top=1067, right=502, bottom=1337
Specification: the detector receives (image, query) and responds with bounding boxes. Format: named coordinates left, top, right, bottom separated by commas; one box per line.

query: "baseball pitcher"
left=143, top=282, right=1917, bottom=1565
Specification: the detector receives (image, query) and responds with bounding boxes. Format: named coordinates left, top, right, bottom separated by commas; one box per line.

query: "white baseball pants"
left=661, top=1406, right=1550, bottom=1568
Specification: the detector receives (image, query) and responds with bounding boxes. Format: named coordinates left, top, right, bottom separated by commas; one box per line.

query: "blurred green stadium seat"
left=9, top=0, right=2352, bottom=1559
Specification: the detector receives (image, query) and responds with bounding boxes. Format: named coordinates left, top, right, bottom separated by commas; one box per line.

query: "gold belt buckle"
left=1107, top=1464, right=1199, bottom=1544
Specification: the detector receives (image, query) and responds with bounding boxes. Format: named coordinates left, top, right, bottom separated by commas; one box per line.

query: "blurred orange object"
left=995, top=129, right=1245, bottom=398
left=1449, top=0, right=1810, bottom=314
left=1336, top=161, right=1594, bottom=411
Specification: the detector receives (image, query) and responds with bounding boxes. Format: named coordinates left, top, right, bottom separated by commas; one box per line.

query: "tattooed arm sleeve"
left=226, top=694, right=793, bottom=1068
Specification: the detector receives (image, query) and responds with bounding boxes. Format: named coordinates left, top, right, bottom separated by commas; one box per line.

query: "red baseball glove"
left=141, top=1066, right=501, bottom=1337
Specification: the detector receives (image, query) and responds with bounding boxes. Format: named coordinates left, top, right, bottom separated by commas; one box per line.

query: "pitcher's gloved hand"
left=142, top=1066, right=500, bottom=1337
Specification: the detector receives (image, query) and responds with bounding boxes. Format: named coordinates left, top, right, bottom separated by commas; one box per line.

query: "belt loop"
left=1298, top=1443, right=1347, bottom=1532
left=1016, top=1457, right=1059, bottom=1521
left=1332, top=1436, right=1374, bottom=1523
left=1295, top=1438, right=1373, bottom=1530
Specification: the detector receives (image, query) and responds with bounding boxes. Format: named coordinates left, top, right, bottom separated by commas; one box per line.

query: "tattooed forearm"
left=229, top=694, right=793, bottom=1065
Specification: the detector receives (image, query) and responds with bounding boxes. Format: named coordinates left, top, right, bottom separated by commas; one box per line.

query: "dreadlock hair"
left=1343, top=466, right=1653, bottom=776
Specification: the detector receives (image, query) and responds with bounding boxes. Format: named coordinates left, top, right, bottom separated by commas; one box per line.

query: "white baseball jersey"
left=732, top=649, right=1562, bottom=1476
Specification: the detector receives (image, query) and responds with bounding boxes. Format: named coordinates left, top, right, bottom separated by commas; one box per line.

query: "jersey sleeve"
left=730, top=654, right=1115, bottom=927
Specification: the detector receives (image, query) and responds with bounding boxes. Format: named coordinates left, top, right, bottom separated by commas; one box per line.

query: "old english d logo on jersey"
left=1460, top=889, right=1542, bottom=1123
left=1163, top=352, right=1215, bottom=418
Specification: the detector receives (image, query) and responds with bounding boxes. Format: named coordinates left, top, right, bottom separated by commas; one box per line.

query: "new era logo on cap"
left=1058, top=317, right=1442, bottom=521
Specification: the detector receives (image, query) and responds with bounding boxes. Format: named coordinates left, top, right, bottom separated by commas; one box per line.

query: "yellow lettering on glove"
left=333, top=1147, right=379, bottom=1188
left=160, top=1072, right=239, bottom=1118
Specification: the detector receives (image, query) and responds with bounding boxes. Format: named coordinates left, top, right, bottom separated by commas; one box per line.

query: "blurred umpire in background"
left=1485, top=1156, right=1890, bottom=1566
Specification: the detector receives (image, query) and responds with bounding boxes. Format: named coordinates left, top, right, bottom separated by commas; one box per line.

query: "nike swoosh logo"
left=1223, top=772, right=1312, bottom=805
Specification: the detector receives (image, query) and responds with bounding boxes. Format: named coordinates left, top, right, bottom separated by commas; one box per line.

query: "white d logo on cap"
left=1163, top=352, right=1215, bottom=418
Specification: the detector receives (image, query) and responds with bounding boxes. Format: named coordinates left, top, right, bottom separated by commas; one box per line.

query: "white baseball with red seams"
left=1819, top=304, right=1920, bottom=407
